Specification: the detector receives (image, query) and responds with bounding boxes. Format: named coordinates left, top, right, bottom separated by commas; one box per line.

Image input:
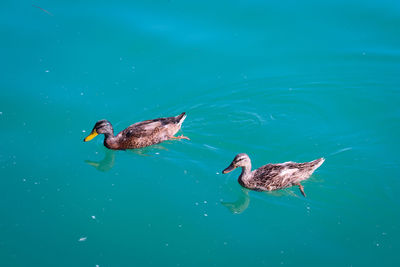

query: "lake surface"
left=1, top=0, right=399, bottom=266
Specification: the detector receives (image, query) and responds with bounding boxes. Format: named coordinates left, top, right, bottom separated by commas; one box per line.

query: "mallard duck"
left=222, top=153, right=325, bottom=197
left=83, top=112, right=189, bottom=150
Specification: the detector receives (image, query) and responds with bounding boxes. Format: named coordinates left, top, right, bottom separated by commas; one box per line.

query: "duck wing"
left=252, top=163, right=291, bottom=190
left=120, top=118, right=170, bottom=138
left=121, top=113, right=186, bottom=139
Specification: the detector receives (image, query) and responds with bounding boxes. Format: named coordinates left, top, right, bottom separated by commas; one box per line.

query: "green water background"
left=1, top=0, right=399, bottom=266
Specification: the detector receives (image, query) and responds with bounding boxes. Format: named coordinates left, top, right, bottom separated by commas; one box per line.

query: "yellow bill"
left=84, top=129, right=98, bottom=142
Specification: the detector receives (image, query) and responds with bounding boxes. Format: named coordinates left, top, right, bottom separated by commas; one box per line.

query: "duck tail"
left=176, top=112, right=187, bottom=125
left=312, top=157, right=325, bottom=170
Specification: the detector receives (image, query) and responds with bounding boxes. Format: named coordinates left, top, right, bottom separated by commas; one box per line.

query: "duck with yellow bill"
left=84, top=112, right=189, bottom=150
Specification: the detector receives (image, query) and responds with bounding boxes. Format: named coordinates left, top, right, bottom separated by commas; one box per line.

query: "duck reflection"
left=85, top=148, right=115, bottom=172
left=85, top=145, right=169, bottom=172
left=221, top=188, right=250, bottom=214
left=221, top=188, right=300, bottom=214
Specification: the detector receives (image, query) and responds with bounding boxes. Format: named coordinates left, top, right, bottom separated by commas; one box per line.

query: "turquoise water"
left=1, top=0, right=400, bottom=266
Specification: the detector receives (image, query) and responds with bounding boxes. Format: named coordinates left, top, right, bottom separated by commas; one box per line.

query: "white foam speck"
left=45, top=70, right=50, bottom=73
left=91, top=215, right=96, bottom=220
left=82, top=130, right=86, bottom=133
left=204, top=213, right=208, bottom=217
left=80, top=92, right=84, bottom=96
left=155, top=152, right=160, bottom=155
left=195, top=202, right=199, bottom=206
left=78, top=237, right=87, bottom=242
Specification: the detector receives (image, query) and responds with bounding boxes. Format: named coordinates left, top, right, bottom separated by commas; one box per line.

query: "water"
left=1, top=0, right=399, bottom=266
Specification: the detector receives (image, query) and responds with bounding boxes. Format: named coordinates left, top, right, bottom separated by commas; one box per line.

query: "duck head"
left=222, top=153, right=251, bottom=174
left=84, top=120, right=114, bottom=142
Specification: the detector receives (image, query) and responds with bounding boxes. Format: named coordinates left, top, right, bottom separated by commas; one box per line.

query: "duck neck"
left=103, top=128, right=118, bottom=149
left=239, top=163, right=252, bottom=182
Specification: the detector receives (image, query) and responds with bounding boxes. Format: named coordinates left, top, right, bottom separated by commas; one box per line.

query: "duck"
left=83, top=112, right=189, bottom=150
left=222, top=153, right=325, bottom=197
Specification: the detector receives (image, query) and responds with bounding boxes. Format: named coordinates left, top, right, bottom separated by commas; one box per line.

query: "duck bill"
left=84, top=129, right=98, bottom=142
left=222, top=163, right=236, bottom=174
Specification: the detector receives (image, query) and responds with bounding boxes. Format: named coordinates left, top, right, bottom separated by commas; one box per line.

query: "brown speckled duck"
left=222, top=153, right=325, bottom=197
left=83, top=112, right=189, bottom=150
